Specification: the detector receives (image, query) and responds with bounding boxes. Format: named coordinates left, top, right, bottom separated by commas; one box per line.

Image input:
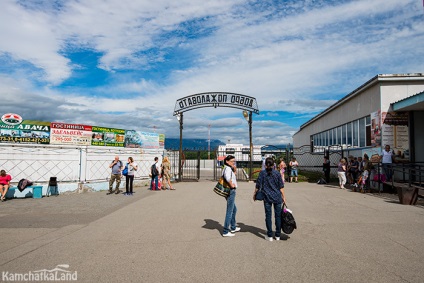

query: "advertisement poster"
left=0, top=114, right=50, bottom=144
left=125, top=130, right=159, bottom=149
left=91, top=126, right=125, bottom=147
left=159, top=134, right=165, bottom=149
left=381, top=112, right=409, bottom=161
left=370, top=111, right=381, bottom=147
left=50, top=122, right=92, bottom=145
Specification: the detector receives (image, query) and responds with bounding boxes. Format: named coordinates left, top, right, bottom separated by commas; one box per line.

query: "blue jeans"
left=223, top=189, right=237, bottom=234
left=291, top=168, right=298, bottom=177
left=149, top=175, right=159, bottom=190
left=382, top=163, right=392, bottom=182
left=264, top=201, right=282, bottom=238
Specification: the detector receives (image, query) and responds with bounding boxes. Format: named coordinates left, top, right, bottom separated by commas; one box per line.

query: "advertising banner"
left=159, top=134, right=165, bottom=149
left=125, top=130, right=159, bottom=149
left=0, top=114, right=50, bottom=144
left=91, top=126, right=125, bottom=147
left=382, top=112, right=409, bottom=161
left=370, top=111, right=381, bottom=147
left=50, top=122, right=92, bottom=145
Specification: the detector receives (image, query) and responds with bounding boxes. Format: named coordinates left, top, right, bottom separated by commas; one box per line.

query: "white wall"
left=0, top=143, right=164, bottom=191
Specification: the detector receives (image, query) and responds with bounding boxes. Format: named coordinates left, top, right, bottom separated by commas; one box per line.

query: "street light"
left=242, top=110, right=253, bottom=181
left=176, top=113, right=183, bottom=182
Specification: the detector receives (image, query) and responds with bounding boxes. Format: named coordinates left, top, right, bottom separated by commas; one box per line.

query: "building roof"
left=296, top=73, right=424, bottom=133
left=392, top=90, right=424, bottom=111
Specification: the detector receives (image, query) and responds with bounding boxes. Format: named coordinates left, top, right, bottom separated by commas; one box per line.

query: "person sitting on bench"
left=0, top=169, right=12, bottom=201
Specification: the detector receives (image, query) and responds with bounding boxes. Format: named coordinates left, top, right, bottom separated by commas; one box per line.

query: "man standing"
left=108, top=156, right=123, bottom=195
left=322, top=156, right=331, bottom=184
left=380, top=144, right=395, bottom=182
left=149, top=157, right=161, bottom=191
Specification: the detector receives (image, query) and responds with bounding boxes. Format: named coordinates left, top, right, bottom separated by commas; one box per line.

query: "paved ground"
left=0, top=181, right=423, bottom=282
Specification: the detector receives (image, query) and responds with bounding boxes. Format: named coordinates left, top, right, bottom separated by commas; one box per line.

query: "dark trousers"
left=324, top=170, right=330, bottom=183
left=264, top=202, right=282, bottom=238
left=126, top=175, right=134, bottom=193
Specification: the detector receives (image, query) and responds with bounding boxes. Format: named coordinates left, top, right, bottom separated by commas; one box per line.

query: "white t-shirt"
left=223, top=166, right=237, bottom=188
left=381, top=150, right=393, bottom=164
left=128, top=162, right=138, bottom=176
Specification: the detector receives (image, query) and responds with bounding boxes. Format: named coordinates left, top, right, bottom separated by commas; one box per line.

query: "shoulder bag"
left=254, top=172, right=265, bottom=201
left=213, top=168, right=232, bottom=198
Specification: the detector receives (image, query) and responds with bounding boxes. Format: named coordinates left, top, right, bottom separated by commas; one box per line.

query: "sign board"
left=174, top=92, right=259, bottom=115
left=0, top=116, right=50, bottom=144
left=125, top=130, right=160, bottom=149
left=50, top=122, right=92, bottom=145
left=91, top=126, right=125, bottom=147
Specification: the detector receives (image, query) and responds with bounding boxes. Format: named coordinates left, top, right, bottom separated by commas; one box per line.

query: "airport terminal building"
left=293, top=73, right=424, bottom=163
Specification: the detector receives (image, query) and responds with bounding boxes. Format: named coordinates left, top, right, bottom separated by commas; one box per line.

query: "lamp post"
left=176, top=113, right=183, bottom=182
left=243, top=110, right=253, bottom=181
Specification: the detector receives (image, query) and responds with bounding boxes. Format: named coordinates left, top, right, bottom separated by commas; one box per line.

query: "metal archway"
left=173, top=92, right=259, bottom=181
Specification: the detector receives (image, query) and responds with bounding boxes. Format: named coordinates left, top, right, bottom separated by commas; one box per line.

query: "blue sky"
left=0, top=0, right=423, bottom=146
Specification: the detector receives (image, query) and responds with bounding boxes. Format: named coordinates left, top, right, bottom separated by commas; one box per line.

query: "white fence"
left=0, top=143, right=165, bottom=185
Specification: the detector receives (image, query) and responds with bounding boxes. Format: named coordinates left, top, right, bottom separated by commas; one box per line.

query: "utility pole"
left=208, top=124, right=211, bottom=159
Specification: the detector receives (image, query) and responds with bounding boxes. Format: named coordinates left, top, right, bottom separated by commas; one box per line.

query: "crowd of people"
left=108, top=155, right=176, bottom=196
left=334, top=144, right=395, bottom=192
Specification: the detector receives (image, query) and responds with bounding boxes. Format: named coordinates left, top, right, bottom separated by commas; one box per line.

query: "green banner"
left=91, top=126, right=125, bottom=147
left=0, top=120, right=50, bottom=144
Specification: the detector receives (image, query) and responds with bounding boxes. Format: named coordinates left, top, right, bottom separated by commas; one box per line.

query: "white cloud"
left=0, top=0, right=423, bottom=144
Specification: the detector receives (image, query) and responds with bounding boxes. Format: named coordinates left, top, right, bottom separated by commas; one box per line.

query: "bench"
left=5, top=185, right=43, bottom=199
left=392, top=182, right=422, bottom=205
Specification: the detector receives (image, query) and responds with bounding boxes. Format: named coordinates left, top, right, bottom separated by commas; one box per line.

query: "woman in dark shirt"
left=254, top=157, right=286, bottom=241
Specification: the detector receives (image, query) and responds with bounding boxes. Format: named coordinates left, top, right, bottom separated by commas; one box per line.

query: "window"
left=342, top=124, right=347, bottom=145
left=359, top=118, right=366, bottom=147
left=337, top=126, right=342, bottom=145
left=366, top=125, right=371, bottom=146
left=366, top=115, right=371, bottom=146
left=353, top=120, right=359, bottom=147
left=226, top=148, right=235, bottom=154
left=347, top=123, right=352, bottom=146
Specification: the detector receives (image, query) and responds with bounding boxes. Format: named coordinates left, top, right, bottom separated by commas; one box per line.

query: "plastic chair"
left=47, top=177, right=59, bottom=196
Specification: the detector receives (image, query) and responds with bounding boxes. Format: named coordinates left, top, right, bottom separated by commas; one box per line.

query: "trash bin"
left=32, top=186, right=43, bottom=199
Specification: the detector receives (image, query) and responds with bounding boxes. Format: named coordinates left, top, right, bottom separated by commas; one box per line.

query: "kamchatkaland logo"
left=1, top=113, right=23, bottom=126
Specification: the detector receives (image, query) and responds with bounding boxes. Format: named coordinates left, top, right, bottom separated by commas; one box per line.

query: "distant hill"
left=165, top=138, right=225, bottom=150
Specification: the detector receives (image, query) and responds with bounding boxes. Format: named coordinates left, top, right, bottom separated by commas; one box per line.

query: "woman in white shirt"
left=125, top=157, right=138, bottom=196
left=221, top=155, right=240, bottom=237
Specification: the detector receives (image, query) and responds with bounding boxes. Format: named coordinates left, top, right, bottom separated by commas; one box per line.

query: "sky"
left=0, top=0, right=423, bottom=146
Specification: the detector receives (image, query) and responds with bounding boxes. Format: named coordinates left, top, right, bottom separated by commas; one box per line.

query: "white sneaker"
left=231, top=227, right=241, bottom=233
left=275, top=237, right=280, bottom=241
left=223, top=232, right=235, bottom=237
left=265, top=236, right=273, bottom=241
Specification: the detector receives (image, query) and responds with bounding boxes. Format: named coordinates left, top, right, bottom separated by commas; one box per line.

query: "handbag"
left=281, top=203, right=297, bottom=234
left=213, top=169, right=232, bottom=198
left=122, top=163, right=128, bottom=176
left=255, top=175, right=265, bottom=201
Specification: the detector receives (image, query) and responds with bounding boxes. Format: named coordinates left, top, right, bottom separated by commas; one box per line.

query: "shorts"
left=291, top=168, right=298, bottom=177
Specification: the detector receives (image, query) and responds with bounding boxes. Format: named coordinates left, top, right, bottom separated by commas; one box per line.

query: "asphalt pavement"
left=0, top=180, right=423, bottom=282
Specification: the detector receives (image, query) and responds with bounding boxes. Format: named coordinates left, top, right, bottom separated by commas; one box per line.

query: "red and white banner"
left=50, top=122, right=92, bottom=145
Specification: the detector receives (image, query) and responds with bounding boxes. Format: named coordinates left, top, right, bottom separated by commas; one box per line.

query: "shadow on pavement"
left=202, top=219, right=290, bottom=240
left=202, top=219, right=222, bottom=235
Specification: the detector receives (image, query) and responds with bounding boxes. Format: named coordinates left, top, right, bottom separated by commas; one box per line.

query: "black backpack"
left=151, top=164, right=159, bottom=176
left=17, top=179, right=33, bottom=192
left=281, top=204, right=297, bottom=234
